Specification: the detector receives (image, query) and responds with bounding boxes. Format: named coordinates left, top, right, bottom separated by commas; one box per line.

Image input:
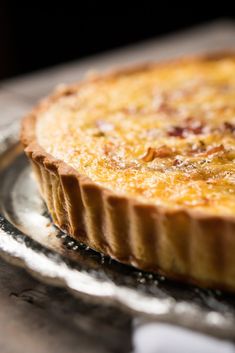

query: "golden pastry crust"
left=21, top=53, right=235, bottom=292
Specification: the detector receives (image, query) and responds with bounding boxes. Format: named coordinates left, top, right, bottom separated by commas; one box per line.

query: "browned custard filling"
left=37, top=58, right=235, bottom=216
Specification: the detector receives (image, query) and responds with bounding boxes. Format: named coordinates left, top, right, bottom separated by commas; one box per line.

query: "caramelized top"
left=37, top=55, right=235, bottom=216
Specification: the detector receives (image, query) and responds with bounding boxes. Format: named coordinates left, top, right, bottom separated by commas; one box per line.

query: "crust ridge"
left=21, top=52, right=235, bottom=292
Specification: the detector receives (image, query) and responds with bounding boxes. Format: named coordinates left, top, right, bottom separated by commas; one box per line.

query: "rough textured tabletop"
left=0, top=20, right=235, bottom=353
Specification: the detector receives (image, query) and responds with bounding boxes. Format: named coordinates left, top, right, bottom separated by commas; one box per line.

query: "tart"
left=21, top=53, right=235, bottom=292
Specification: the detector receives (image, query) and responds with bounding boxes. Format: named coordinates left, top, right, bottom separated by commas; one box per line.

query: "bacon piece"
left=223, top=122, right=235, bottom=133
left=190, top=124, right=204, bottom=135
left=141, top=145, right=174, bottom=162
left=141, top=147, right=156, bottom=162
left=154, top=145, right=174, bottom=158
left=202, top=144, right=225, bottom=157
left=168, top=126, right=185, bottom=138
left=167, top=118, right=204, bottom=138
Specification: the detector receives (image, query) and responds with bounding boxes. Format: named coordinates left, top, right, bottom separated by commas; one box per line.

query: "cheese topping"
left=37, top=57, right=235, bottom=216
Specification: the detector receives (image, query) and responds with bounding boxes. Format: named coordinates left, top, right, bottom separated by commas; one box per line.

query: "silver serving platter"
left=0, top=122, right=235, bottom=340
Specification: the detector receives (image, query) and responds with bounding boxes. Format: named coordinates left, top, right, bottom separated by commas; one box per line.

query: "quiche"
left=21, top=53, right=235, bottom=292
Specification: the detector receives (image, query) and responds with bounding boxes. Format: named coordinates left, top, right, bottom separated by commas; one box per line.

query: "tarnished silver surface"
left=0, top=123, right=235, bottom=339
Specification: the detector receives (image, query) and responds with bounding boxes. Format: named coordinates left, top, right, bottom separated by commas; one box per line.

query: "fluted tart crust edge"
left=21, top=53, right=235, bottom=292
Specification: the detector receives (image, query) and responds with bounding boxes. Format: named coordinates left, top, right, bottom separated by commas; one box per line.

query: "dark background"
left=0, top=2, right=235, bottom=80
